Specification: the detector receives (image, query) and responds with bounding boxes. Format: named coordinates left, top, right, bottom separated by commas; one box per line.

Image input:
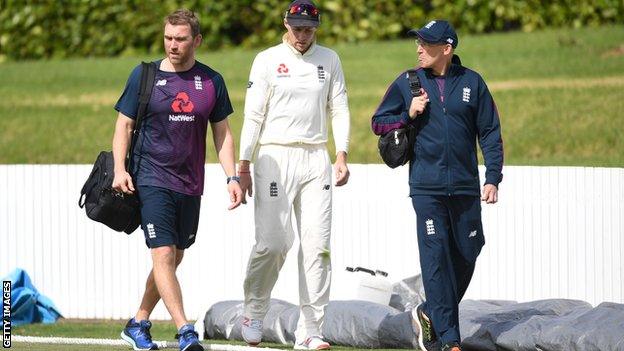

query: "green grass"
left=1, top=25, right=623, bottom=166
left=11, top=319, right=405, bottom=350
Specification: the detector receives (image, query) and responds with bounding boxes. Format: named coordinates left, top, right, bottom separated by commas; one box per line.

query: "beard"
left=168, top=50, right=191, bottom=66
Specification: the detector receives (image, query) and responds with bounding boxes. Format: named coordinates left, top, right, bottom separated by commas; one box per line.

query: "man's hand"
left=481, top=184, right=498, bottom=204
left=238, top=161, right=253, bottom=204
left=227, top=181, right=243, bottom=210
left=408, top=90, right=429, bottom=119
left=334, top=151, right=350, bottom=186
left=112, top=170, right=135, bottom=194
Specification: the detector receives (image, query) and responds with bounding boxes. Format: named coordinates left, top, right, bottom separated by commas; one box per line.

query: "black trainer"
left=412, top=303, right=439, bottom=351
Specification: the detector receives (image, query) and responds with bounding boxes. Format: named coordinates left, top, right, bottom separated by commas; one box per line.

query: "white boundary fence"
left=1, top=164, right=623, bottom=320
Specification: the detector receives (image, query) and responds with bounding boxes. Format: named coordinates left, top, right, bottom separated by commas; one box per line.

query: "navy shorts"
left=137, top=185, right=201, bottom=249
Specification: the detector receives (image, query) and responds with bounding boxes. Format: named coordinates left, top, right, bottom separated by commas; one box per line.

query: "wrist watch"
left=226, top=176, right=241, bottom=184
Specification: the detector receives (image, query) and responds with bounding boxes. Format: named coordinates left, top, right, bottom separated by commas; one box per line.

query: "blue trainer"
left=177, top=324, right=203, bottom=351
left=121, top=318, right=158, bottom=350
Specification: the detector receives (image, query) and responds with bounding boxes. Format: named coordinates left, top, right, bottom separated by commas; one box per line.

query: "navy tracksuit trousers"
left=411, top=195, right=485, bottom=344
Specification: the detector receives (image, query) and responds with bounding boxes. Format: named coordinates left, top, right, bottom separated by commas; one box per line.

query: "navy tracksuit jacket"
left=372, top=61, right=504, bottom=344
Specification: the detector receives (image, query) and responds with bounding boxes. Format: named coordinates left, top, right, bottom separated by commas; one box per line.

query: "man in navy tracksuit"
left=372, top=20, right=503, bottom=351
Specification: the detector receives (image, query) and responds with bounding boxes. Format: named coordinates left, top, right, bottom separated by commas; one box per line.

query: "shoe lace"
left=248, top=319, right=262, bottom=329
left=138, top=321, right=153, bottom=341
left=181, top=328, right=199, bottom=343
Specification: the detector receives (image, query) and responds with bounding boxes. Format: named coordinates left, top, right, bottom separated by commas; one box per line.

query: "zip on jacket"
left=372, top=62, right=504, bottom=196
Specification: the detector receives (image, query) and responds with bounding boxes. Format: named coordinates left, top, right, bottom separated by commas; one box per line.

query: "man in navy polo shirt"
left=112, top=9, right=242, bottom=351
left=372, top=20, right=504, bottom=351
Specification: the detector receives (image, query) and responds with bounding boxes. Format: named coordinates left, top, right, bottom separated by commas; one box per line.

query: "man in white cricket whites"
left=237, top=0, right=350, bottom=349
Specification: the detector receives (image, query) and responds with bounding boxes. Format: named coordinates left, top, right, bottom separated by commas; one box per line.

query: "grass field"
left=0, top=25, right=623, bottom=166
left=11, top=319, right=406, bottom=351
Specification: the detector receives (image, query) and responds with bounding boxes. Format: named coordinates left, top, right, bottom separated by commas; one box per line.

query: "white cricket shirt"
left=239, top=36, right=350, bottom=161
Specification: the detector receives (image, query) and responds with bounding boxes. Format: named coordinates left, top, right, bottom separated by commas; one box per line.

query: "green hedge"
left=1, top=0, right=622, bottom=60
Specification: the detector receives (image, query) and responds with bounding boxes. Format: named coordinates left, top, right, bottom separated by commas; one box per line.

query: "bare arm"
left=211, top=119, right=243, bottom=210
left=112, top=112, right=136, bottom=194
left=238, top=160, right=252, bottom=204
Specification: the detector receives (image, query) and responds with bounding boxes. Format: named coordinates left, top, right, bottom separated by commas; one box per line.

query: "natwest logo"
left=277, top=63, right=289, bottom=74
left=171, top=92, right=194, bottom=113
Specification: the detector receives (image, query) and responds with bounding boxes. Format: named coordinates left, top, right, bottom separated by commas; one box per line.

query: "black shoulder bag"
left=377, top=69, right=422, bottom=168
left=78, top=61, right=156, bottom=234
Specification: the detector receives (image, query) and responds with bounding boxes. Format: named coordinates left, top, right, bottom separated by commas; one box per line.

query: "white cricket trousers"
left=243, top=143, right=332, bottom=341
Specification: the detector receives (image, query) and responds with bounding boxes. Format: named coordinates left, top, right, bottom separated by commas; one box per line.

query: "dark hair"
left=165, top=9, right=201, bottom=37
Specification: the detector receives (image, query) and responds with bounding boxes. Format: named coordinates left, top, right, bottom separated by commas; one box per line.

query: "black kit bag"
left=378, top=69, right=422, bottom=168
left=78, top=61, right=156, bottom=234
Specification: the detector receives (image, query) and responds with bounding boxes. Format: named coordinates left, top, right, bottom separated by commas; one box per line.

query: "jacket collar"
left=421, top=63, right=463, bottom=103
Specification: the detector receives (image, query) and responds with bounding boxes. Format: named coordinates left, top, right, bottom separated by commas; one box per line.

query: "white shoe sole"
left=411, top=308, right=427, bottom=351
left=293, top=346, right=331, bottom=350
left=120, top=331, right=153, bottom=351
left=242, top=333, right=261, bottom=346
left=294, top=342, right=331, bottom=350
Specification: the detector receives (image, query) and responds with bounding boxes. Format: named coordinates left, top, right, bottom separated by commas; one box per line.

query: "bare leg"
left=135, top=249, right=185, bottom=321
left=139, top=246, right=187, bottom=328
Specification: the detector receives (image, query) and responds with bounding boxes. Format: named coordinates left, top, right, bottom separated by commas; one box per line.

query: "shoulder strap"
left=406, top=69, right=421, bottom=97
left=127, top=61, right=156, bottom=171
left=406, top=70, right=422, bottom=141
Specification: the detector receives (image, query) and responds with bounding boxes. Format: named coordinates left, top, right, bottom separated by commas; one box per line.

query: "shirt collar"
left=282, top=34, right=317, bottom=56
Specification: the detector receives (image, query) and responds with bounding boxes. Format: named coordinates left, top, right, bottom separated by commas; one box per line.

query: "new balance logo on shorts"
left=270, top=182, right=278, bottom=197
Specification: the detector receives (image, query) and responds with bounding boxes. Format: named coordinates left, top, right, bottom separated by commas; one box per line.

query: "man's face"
left=416, top=39, right=451, bottom=68
left=284, top=22, right=317, bottom=53
left=164, top=23, right=201, bottom=66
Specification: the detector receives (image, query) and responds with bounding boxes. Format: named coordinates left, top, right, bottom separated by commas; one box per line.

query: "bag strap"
left=406, top=69, right=421, bottom=98
left=78, top=166, right=97, bottom=207
left=406, top=69, right=422, bottom=141
left=127, top=61, right=157, bottom=172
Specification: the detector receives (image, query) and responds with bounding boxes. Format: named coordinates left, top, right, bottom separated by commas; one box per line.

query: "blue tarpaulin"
left=3, top=268, right=62, bottom=326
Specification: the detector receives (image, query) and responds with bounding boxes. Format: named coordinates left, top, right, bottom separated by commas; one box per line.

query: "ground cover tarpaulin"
left=203, top=276, right=624, bottom=350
